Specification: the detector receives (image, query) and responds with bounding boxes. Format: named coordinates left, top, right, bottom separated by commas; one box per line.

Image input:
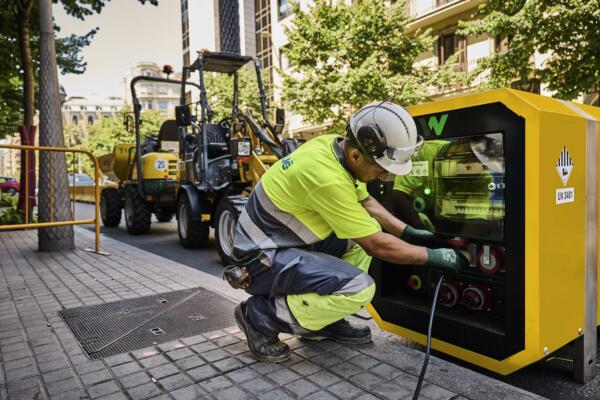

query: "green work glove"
left=401, top=225, right=448, bottom=248
left=425, top=248, right=467, bottom=275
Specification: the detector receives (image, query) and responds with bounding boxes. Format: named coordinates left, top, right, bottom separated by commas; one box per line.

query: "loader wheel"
left=155, top=211, right=173, bottom=222
left=177, top=193, right=209, bottom=248
left=124, top=186, right=151, bottom=234
left=215, top=198, right=239, bottom=265
left=100, top=188, right=122, bottom=227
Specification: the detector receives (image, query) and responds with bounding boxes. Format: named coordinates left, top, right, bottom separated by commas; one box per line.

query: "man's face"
left=348, top=148, right=389, bottom=182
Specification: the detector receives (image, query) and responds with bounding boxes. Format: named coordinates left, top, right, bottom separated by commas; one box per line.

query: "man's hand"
left=400, top=225, right=448, bottom=248
left=425, top=248, right=468, bottom=275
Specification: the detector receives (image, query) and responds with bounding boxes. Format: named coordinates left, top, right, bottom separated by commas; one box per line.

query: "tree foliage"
left=0, top=0, right=158, bottom=138
left=281, top=0, right=467, bottom=134
left=82, top=110, right=163, bottom=157
left=77, top=110, right=163, bottom=174
left=458, top=0, right=600, bottom=100
left=204, top=67, right=265, bottom=122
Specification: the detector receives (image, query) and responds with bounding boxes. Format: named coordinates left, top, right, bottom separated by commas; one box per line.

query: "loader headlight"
left=230, top=138, right=252, bottom=157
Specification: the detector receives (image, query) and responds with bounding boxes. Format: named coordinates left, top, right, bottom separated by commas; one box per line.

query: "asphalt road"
left=75, top=202, right=600, bottom=400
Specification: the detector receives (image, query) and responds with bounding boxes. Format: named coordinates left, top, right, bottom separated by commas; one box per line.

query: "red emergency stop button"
left=407, top=275, right=422, bottom=290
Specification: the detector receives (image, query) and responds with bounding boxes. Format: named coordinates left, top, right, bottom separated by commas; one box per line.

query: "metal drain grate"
left=60, top=288, right=236, bottom=359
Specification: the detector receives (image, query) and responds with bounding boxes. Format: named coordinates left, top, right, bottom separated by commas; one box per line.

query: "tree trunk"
left=16, top=1, right=37, bottom=216
left=38, top=0, right=74, bottom=251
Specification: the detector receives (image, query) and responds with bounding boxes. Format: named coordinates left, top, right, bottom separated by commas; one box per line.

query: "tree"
left=39, top=0, right=75, bottom=251
left=204, top=67, right=265, bottom=122
left=281, top=0, right=467, bottom=134
left=79, top=110, right=163, bottom=174
left=63, top=122, right=83, bottom=171
left=458, top=0, right=600, bottom=100
left=1, top=0, right=157, bottom=231
left=25, top=0, right=156, bottom=250
left=0, top=0, right=99, bottom=139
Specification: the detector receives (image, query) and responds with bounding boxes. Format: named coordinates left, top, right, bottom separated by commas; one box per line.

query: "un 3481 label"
left=556, top=188, right=574, bottom=204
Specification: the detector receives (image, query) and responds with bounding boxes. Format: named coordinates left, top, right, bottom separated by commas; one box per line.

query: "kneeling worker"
left=230, top=101, right=467, bottom=362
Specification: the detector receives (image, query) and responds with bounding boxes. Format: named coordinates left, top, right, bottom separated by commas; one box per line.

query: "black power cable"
left=412, top=274, right=445, bottom=400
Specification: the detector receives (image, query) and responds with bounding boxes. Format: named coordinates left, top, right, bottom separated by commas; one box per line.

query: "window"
left=255, top=0, right=273, bottom=93
left=159, top=101, right=169, bottom=111
left=159, top=85, right=168, bottom=94
left=87, top=116, right=94, bottom=126
left=278, top=0, right=292, bottom=19
left=494, top=35, right=510, bottom=54
left=437, top=33, right=467, bottom=71
left=147, top=102, right=153, bottom=110
left=279, top=45, right=291, bottom=71
left=72, top=115, right=79, bottom=125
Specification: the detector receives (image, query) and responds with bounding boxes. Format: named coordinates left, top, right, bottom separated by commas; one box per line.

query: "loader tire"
left=124, top=186, right=151, bottom=234
left=177, top=193, right=209, bottom=248
left=215, top=195, right=246, bottom=265
left=100, top=188, right=122, bottom=227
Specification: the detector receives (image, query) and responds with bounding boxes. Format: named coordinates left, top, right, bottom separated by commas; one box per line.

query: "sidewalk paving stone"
left=0, top=229, right=548, bottom=400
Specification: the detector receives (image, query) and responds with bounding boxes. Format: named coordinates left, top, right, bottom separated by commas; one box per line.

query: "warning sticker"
left=556, top=147, right=574, bottom=186
left=556, top=188, right=575, bottom=204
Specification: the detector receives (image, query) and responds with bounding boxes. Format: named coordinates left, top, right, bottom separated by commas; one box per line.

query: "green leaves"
left=281, top=0, right=468, bottom=135
left=77, top=110, right=163, bottom=174
left=204, top=67, right=264, bottom=122
left=0, top=0, right=159, bottom=138
left=459, top=0, right=600, bottom=100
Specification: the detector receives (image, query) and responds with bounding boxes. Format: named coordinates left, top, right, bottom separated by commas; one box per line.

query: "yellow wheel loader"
left=174, top=51, right=297, bottom=264
left=98, top=68, right=201, bottom=234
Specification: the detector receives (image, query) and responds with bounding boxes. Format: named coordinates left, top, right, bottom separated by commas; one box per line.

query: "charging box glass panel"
left=368, top=88, right=600, bottom=375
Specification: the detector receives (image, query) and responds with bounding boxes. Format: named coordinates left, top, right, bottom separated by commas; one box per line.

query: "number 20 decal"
left=155, top=159, right=167, bottom=171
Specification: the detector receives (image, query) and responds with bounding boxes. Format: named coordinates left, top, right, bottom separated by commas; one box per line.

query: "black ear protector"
left=346, top=123, right=387, bottom=160
left=347, top=97, right=397, bottom=160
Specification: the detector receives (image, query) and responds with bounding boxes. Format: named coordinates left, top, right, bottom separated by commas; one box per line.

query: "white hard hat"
left=348, top=101, right=422, bottom=175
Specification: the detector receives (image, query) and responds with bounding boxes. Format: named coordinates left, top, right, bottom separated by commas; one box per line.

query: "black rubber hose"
left=412, top=274, right=445, bottom=400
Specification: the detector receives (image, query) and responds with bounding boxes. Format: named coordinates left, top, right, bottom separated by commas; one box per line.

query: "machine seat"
left=158, top=120, right=179, bottom=152
left=206, top=124, right=229, bottom=158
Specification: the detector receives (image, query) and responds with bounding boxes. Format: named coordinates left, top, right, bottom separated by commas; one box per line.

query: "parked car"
left=68, top=173, right=97, bottom=203
left=68, top=173, right=95, bottom=186
left=0, top=176, right=20, bottom=195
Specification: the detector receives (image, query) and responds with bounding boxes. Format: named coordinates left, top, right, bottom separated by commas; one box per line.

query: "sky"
left=54, top=0, right=189, bottom=99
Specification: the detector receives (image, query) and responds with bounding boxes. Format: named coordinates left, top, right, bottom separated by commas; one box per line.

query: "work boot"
left=234, top=301, right=291, bottom=363
left=301, top=318, right=372, bottom=344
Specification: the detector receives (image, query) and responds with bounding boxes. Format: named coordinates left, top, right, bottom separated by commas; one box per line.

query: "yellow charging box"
left=368, top=88, right=600, bottom=379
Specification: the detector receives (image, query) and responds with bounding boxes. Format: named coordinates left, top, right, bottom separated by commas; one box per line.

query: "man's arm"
left=353, top=231, right=465, bottom=274
left=353, top=231, right=426, bottom=264
left=360, top=194, right=407, bottom=238
left=361, top=194, right=449, bottom=248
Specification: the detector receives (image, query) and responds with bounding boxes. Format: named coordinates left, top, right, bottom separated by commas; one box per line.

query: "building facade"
left=61, top=95, right=126, bottom=140
left=0, top=135, right=22, bottom=178
left=181, top=0, right=600, bottom=140
left=123, top=62, right=182, bottom=117
left=180, top=0, right=256, bottom=69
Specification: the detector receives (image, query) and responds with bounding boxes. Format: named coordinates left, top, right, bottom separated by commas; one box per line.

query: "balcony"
left=406, top=0, right=482, bottom=33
